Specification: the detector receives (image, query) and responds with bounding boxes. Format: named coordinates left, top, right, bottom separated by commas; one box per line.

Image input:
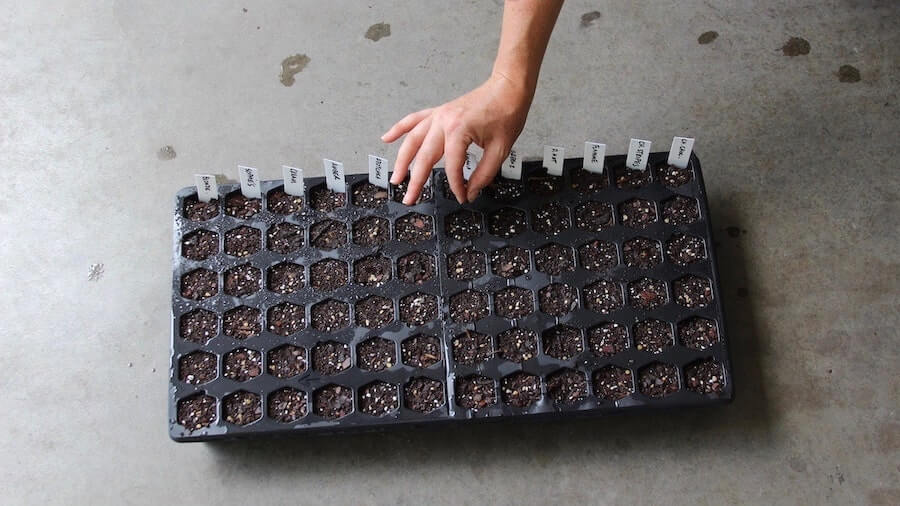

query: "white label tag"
left=583, top=142, right=606, bottom=174
left=368, top=155, right=390, bottom=189
left=462, top=152, right=477, bottom=181
left=237, top=165, right=261, bottom=198
left=667, top=137, right=695, bottom=169
left=323, top=159, right=346, bottom=193
left=194, top=174, right=218, bottom=202
left=501, top=149, right=522, bottom=180
left=543, top=145, right=565, bottom=176
left=282, top=166, right=305, bottom=196
left=626, top=138, right=652, bottom=171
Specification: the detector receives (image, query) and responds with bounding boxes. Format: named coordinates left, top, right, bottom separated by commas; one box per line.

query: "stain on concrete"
left=788, top=455, right=807, bottom=473
left=698, top=31, right=719, bottom=44
left=242, top=7, right=247, bottom=13
left=869, top=489, right=900, bottom=506
left=781, top=37, right=810, bottom=56
left=88, top=263, right=104, bottom=282
left=157, top=145, right=176, bottom=160
left=726, top=226, right=741, bottom=237
left=399, top=81, right=408, bottom=87
left=365, top=22, right=391, bottom=42
left=580, top=11, right=602, bottom=27
left=837, top=65, right=861, bottom=83
left=280, top=54, right=310, bottom=86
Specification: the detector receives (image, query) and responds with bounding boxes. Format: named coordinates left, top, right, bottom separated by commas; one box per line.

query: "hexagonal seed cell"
left=494, top=287, right=534, bottom=319
left=267, top=262, right=304, bottom=294
left=484, top=177, right=524, bottom=202
left=177, top=393, right=216, bottom=431
left=267, top=302, right=305, bottom=336
left=583, top=279, right=623, bottom=314
left=614, top=164, right=651, bottom=189
left=267, top=186, right=303, bottom=214
left=623, top=237, right=663, bottom=269
left=546, top=368, right=588, bottom=404
left=178, top=351, right=217, bottom=385
left=309, top=183, right=347, bottom=211
left=542, top=325, right=584, bottom=360
left=673, top=275, right=713, bottom=308
left=684, top=359, right=726, bottom=395
left=527, top=175, right=562, bottom=195
left=538, top=283, right=578, bottom=316
left=223, top=306, right=261, bottom=339
left=223, top=391, right=262, bottom=426
left=359, top=381, right=399, bottom=416
left=313, top=384, right=353, bottom=419
left=309, top=219, right=347, bottom=249
left=181, top=229, right=219, bottom=261
left=399, top=292, right=439, bottom=326
left=501, top=372, right=542, bottom=408
left=638, top=362, right=680, bottom=398
left=662, top=196, right=700, bottom=225
left=570, top=167, right=609, bottom=192
left=357, top=337, right=396, bottom=371
left=224, top=263, right=261, bottom=297
left=266, top=222, right=304, bottom=254
left=634, top=318, right=674, bottom=354
left=678, top=317, right=719, bottom=350
left=452, top=330, right=493, bottom=366
left=355, top=295, right=394, bottom=328
left=497, top=327, right=538, bottom=362
left=353, top=255, right=392, bottom=287
left=267, top=344, right=307, bottom=378
left=455, top=375, right=497, bottom=410
left=534, top=243, right=575, bottom=275
left=449, top=289, right=490, bottom=323
left=309, top=258, right=349, bottom=292
left=224, top=225, right=261, bottom=257
left=180, top=308, right=217, bottom=343
left=627, top=277, right=668, bottom=310
left=401, top=334, right=441, bottom=368
left=404, top=377, right=445, bottom=413
left=447, top=247, right=486, bottom=280
left=391, top=179, right=433, bottom=204
left=593, top=366, right=634, bottom=401
left=223, top=347, right=262, bottom=382
left=181, top=268, right=217, bottom=300
left=267, top=387, right=307, bottom=422
left=491, top=246, right=530, bottom=278
left=578, top=240, right=618, bottom=272
left=488, top=207, right=527, bottom=238
left=352, top=216, right=390, bottom=246
left=351, top=181, right=389, bottom=208
left=445, top=209, right=483, bottom=241
left=396, top=251, right=436, bottom=285
left=574, top=201, right=614, bottom=232
left=587, top=322, right=629, bottom=357
left=619, top=199, right=657, bottom=229
left=655, top=162, right=693, bottom=188
left=224, top=189, right=261, bottom=218
left=666, top=233, right=707, bottom=265
left=531, top=202, right=571, bottom=235
left=310, top=299, right=350, bottom=332
left=312, top=341, right=351, bottom=375
left=395, top=212, right=434, bottom=243
left=183, top=195, right=219, bottom=222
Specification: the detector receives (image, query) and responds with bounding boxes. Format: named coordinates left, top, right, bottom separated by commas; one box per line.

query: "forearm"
left=492, top=0, right=564, bottom=98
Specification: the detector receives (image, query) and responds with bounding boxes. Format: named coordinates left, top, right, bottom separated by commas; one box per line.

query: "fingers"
left=443, top=136, right=470, bottom=204
left=381, top=108, right=434, bottom=143
left=404, top=127, right=445, bottom=205
left=466, top=143, right=507, bottom=202
left=391, top=116, right=432, bottom=184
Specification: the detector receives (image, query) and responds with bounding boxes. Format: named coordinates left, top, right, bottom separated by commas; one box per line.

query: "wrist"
left=488, top=69, right=536, bottom=108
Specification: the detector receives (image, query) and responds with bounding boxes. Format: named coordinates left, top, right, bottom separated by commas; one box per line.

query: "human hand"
left=381, top=73, right=534, bottom=204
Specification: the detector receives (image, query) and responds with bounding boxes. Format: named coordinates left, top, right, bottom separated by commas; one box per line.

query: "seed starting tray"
left=170, top=151, right=733, bottom=442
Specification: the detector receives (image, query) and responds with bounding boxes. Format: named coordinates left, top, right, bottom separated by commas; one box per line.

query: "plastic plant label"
left=501, top=149, right=522, bottom=180
left=583, top=142, right=606, bottom=173
left=368, top=155, right=389, bottom=189
left=194, top=174, right=218, bottom=203
left=238, top=165, right=261, bottom=198
left=463, top=152, right=477, bottom=181
left=282, top=166, right=305, bottom=197
left=626, top=138, right=652, bottom=171
left=667, top=137, right=695, bottom=169
left=323, top=159, right=346, bottom=193
left=543, top=145, right=565, bottom=176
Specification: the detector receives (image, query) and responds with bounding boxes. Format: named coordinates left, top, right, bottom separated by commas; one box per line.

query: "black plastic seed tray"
left=170, top=151, right=733, bottom=441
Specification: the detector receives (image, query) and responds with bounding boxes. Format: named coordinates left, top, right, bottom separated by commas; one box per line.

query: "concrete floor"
left=1, top=0, right=898, bottom=504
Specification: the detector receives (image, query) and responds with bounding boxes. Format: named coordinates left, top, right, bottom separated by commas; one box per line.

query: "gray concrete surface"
left=1, top=0, right=898, bottom=504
